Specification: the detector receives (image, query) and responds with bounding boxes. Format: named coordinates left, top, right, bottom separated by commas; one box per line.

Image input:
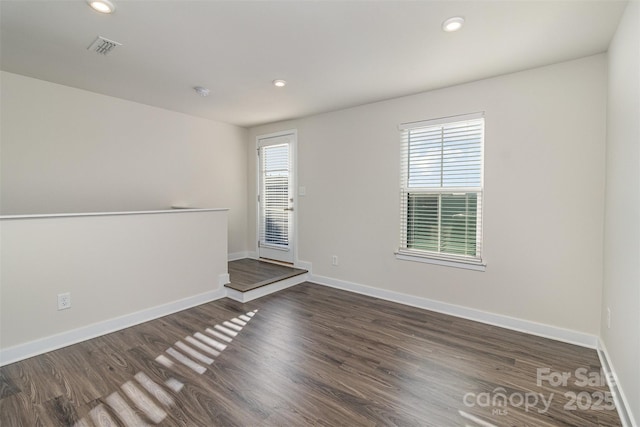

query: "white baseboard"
left=309, top=273, right=599, bottom=349
left=597, top=340, right=637, bottom=427
left=295, top=259, right=312, bottom=273
left=226, top=273, right=308, bottom=303
left=228, top=251, right=250, bottom=261
left=1, top=255, right=302, bottom=365
left=0, top=287, right=227, bottom=367
left=233, top=252, right=306, bottom=268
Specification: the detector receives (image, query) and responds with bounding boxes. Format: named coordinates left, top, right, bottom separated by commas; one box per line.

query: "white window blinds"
left=399, top=113, right=484, bottom=265
left=260, top=143, right=290, bottom=248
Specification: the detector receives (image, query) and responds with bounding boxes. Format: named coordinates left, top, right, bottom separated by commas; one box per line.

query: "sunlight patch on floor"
left=72, top=309, right=258, bottom=426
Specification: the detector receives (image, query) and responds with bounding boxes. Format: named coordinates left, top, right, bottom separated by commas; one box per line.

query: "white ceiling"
left=0, top=0, right=627, bottom=128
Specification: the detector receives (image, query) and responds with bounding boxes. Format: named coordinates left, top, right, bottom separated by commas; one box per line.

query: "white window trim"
left=398, top=112, right=485, bottom=270
left=255, top=129, right=298, bottom=264
left=395, top=250, right=486, bottom=271
left=399, top=111, right=484, bottom=131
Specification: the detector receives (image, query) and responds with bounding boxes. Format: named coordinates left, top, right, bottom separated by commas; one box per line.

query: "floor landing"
left=225, top=258, right=307, bottom=293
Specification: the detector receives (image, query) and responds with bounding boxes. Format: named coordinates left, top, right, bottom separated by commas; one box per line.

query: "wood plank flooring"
left=226, top=258, right=307, bottom=292
left=0, top=283, right=622, bottom=426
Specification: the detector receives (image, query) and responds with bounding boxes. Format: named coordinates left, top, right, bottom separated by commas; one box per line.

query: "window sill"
left=395, top=251, right=486, bottom=272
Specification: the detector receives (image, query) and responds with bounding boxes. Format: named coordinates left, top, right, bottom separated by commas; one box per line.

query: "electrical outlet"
left=332, top=255, right=338, bottom=266
left=606, top=307, right=611, bottom=329
left=58, top=292, right=71, bottom=310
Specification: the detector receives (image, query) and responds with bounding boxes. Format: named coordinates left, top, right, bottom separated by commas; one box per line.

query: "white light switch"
left=299, top=186, right=306, bottom=196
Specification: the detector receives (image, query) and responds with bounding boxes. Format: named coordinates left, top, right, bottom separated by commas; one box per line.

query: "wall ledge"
left=0, top=207, right=228, bottom=221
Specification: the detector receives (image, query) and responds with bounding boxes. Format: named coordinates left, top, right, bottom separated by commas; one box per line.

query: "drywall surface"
left=0, top=72, right=248, bottom=254
left=0, top=210, right=228, bottom=350
left=602, top=1, right=640, bottom=424
left=249, top=55, right=607, bottom=336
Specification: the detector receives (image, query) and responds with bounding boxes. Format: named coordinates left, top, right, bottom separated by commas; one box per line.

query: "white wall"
left=0, top=72, right=248, bottom=254
left=0, top=210, right=228, bottom=364
left=602, top=1, right=640, bottom=424
left=249, top=55, right=607, bottom=336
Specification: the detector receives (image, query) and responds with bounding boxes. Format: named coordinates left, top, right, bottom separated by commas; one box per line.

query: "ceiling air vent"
left=87, top=36, right=122, bottom=55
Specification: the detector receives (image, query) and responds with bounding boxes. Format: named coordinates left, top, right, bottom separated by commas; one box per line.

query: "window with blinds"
left=399, top=113, right=484, bottom=266
left=260, top=143, right=290, bottom=248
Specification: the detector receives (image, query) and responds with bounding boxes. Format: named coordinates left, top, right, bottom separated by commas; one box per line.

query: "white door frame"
left=256, top=129, right=297, bottom=264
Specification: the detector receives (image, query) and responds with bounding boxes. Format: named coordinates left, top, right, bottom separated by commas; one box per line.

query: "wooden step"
left=225, top=258, right=308, bottom=302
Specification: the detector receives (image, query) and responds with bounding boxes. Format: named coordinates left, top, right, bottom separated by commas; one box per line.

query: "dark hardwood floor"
left=0, top=283, right=621, bottom=426
left=226, top=258, right=307, bottom=292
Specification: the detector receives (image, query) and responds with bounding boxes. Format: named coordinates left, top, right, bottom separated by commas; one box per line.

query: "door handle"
left=284, top=207, right=294, bottom=211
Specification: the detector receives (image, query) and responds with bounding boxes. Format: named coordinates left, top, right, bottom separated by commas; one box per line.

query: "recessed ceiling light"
left=194, top=86, right=210, bottom=97
left=273, top=79, right=287, bottom=88
left=87, top=0, right=115, bottom=14
left=442, top=17, right=464, bottom=32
